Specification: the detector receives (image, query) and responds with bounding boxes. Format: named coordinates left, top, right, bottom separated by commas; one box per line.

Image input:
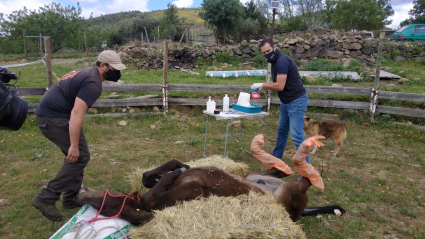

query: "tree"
left=278, top=0, right=336, bottom=31
left=199, top=0, right=244, bottom=42
left=331, top=0, right=394, bottom=31
left=400, top=0, right=425, bottom=26
left=244, top=0, right=268, bottom=34
left=295, top=0, right=327, bottom=29
left=161, top=3, right=181, bottom=39
left=0, top=3, right=87, bottom=52
left=240, top=18, right=261, bottom=38
left=111, top=15, right=160, bottom=45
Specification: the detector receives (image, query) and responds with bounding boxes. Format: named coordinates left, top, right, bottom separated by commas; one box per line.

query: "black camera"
left=0, top=67, right=28, bottom=131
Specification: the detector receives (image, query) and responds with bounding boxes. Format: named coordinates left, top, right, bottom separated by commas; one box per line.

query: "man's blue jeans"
left=272, top=93, right=310, bottom=164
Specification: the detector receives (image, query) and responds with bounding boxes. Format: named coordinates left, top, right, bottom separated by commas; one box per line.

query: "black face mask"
left=264, top=49, right=276, bottom=63
left=105, top=69, right=121, bottom=82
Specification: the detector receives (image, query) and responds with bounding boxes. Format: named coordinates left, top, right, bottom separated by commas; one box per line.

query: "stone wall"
left=117, top=29, right=425, bottom=70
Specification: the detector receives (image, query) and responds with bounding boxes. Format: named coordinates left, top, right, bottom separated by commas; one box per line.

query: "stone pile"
left=116, top=28, right=425, bottom=70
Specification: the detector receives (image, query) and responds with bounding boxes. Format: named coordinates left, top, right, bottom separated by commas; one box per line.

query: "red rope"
left=88, top=189, right=140, bottom=224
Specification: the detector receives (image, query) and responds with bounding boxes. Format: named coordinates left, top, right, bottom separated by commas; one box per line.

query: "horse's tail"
left=301, top=205, right=346, bottom=216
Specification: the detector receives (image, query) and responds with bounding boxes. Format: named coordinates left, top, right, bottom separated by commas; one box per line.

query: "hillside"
left=88, top=8, right=204, bottom=30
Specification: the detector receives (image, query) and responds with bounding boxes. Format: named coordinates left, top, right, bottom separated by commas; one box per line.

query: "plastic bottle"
left=251, top=88, right=260, bottom=99
left=207, top=96, right=213, bottom=112
left=211, top=100, right=216, bottom=112
left=223, top=94, right=229, bottom=112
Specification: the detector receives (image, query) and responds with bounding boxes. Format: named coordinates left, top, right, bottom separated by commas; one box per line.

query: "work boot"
left=31, top=196, right=63, bottom=221
left=62, top=198, right=85, bottom=209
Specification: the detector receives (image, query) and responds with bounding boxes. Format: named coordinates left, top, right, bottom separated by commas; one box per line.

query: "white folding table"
left=202, top=109, right=269, bottom=157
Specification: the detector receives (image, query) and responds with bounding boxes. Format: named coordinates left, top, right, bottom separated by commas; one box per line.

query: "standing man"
left=31, top=50, right=126, bottom=221
left=251, top=39, right=310, bottom=164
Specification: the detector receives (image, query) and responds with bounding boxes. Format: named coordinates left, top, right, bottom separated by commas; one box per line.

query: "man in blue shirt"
left=251, top=39, right=310, bottom=165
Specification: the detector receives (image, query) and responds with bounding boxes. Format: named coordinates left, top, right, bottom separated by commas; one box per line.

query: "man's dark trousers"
left=35, top=116, right=90, bottom=206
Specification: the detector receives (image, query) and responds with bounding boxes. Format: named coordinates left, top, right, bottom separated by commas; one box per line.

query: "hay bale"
left=185, top=155, right=249, bottom=177
left=125, top=155, right=249, bottom=193
left=124, top=166, right=154, bottom=194
left=130, top=192, right=306, bottom=239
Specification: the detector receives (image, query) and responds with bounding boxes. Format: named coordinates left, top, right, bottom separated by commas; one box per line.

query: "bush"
left=252, top=50, right=267, bottom=68
left=215, top=51, right=232, bottom=63
left=240, top=18, right=261, bottom=36
left=317, top=72, right=356, bottom=82
left=281, top=16, right=308, bottom=32
left=281, top=49, right=290, bottom=56
left=383, top=50, right=399, bottom=60
left=413, top=46, right=423, bottom=55
left=345, top=59, right=364, bottom=73
left=303, top=59, right=344, bottom=71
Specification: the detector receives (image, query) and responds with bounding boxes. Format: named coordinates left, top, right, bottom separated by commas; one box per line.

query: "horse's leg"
left=77, top=186, right=106, bottom=209
left=274, top=177, right=311, bottom=222
left=142, top=159, right=190, bottom=188
left=77, top=187, right=154, bottom=225
left=246, top=167, right=289, bottom=179
left=143, top=181, right=205, bottom=211
left=140, top=168, right=186, bottom=211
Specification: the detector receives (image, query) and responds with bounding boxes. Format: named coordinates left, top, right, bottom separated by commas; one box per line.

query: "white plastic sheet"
left=49, top=204, right=133, bottom=239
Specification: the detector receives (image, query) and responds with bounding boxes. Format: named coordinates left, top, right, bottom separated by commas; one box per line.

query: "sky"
left=0, top=0, right=414, bottom=30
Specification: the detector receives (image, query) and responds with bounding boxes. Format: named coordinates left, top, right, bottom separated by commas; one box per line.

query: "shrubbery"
left=303, top=59, right=345, bottom=71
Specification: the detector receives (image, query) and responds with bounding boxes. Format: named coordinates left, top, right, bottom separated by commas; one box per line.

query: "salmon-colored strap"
left=292, top=135, right=325, bottom=191
left=250, top=134, right=294, bottom=175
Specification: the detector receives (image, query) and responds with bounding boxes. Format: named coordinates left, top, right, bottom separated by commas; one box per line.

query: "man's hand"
left=66, top=145, right=80, bottom=163
left=251, top=83, right=263, bottom=91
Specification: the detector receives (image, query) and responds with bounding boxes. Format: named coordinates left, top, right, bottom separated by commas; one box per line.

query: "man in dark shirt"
left=251, top=39, right=311, bottom=166
left=31, top=50, right=126, bottom=221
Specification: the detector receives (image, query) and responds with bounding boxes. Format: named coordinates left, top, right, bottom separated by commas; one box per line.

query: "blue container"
left=232, top=103, right=263, bottom=113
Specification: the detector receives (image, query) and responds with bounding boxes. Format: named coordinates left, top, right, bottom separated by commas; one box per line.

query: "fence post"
left=185, top=27, right=189, bottom=45
left=266, top=63, right=272, bottom=113
left=162, top=41, right=169, bottom=114
left=144, top=26, right=149, bottom=43
left=39, top=33, right=43, bottom=57
left=23, top=29, right=27, bottom=58
left=158, top=26, right=160, bottom=44
left=84, top=31, right=88, bottom=57
left=44, top=37, right=53, bottom=88
left=178, top=29, right=185, bottom=49
left=369, top=43, right=383, bottom=121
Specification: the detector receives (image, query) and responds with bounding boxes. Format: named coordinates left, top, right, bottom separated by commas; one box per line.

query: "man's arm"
left=66, top=97, right=89, bottom=163
left=262, top=74, right=287, bottom=91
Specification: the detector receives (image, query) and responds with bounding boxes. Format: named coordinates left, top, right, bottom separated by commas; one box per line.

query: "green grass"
left=0, top=52, right=97, bottom=62
left=1, top=106, right=425, bottom=238
left=1, top=57, right=425, bottom=238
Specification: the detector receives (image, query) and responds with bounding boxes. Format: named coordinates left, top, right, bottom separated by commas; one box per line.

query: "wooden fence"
left=19, top=84, right=425, bottom=119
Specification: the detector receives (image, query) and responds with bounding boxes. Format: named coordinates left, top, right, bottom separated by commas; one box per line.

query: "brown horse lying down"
left=77, top=135, right=345, bottom=225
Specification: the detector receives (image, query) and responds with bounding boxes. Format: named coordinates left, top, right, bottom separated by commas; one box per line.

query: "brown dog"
left=303, top=116, right=347, bottom=156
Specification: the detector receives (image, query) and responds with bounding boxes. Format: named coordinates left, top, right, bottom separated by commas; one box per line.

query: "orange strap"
left=250, top=134, right=325, bottom=191
left=292, top=135, right=325, bottom=191
left=250, top=134, right=294, bottom=175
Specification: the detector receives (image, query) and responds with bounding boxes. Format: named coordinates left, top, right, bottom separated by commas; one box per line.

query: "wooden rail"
left=22, top=84, right=425, bottom=118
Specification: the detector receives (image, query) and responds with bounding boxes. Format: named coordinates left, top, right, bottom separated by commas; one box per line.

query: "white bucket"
left=237, top=92, right=251, bottom=107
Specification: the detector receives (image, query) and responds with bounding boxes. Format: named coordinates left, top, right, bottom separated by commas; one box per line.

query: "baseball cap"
left=97, top=50, right=127, bottom=70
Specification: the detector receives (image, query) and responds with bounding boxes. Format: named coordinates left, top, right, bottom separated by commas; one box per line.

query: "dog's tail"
left=302, top=205, right=346, bottom=216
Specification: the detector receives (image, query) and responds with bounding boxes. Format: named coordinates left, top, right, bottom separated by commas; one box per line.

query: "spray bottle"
left=251, top=88, right=260, bottom=99
left=223, top=94, right=229, bottom=112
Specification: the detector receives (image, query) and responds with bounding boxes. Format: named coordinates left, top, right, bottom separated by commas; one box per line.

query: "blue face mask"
left=105, top=69, right=121, bottom=82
